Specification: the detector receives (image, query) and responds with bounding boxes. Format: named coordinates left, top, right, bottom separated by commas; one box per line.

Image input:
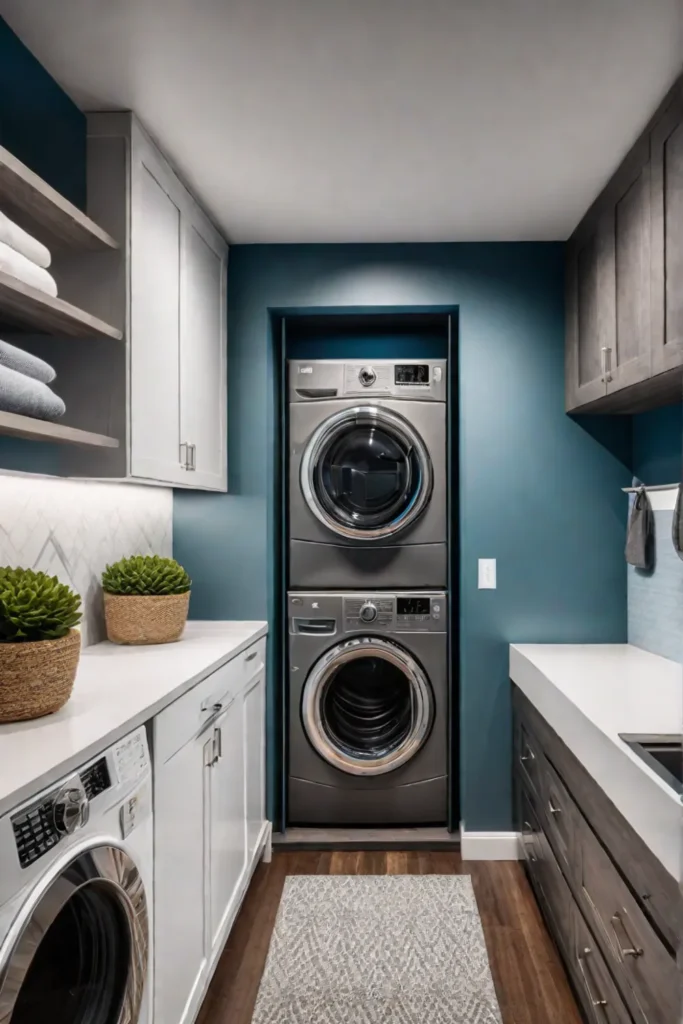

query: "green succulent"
left=0, top=567, right=82, bottom=643
left=102, top=555, right=191, bottom=596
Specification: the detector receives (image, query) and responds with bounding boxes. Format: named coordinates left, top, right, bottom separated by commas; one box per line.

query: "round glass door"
left=300, top=406, right=433, bottom=541
left=301, top=637, right=434, bottom=775
left=0, top=843, right=148, bottom=1024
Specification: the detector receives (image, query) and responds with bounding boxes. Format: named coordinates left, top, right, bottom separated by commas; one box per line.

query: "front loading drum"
left=301, top=636, right=435, bottom=776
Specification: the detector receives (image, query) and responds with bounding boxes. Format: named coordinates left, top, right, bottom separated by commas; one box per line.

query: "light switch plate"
left=478, top=558, right=497, bottom=589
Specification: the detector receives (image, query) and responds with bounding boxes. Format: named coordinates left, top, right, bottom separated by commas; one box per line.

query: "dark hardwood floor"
left=197, top=850, right=582, bottom=1024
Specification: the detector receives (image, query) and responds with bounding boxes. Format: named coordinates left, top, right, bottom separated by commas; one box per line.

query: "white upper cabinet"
left=53, top=112, right=228, bottom=490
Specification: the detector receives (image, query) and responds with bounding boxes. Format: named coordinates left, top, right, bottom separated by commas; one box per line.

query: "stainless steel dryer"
left=288, top=359, right=447, bottom=589
left=288, top=591, right=448, bottom=826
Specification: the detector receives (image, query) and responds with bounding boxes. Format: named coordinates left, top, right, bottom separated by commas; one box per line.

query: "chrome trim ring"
left=300, top=405, right=433, bottom=541
left=0, top=835, right=149, bottom=1024
left=301, top=636, right=434, bottom=776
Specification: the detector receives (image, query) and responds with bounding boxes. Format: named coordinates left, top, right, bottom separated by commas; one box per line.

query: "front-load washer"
left=288, top=359, right=448, bottom=589
left=0, top=726, right=153, bottom=1024
left=288, top=591, right=448, bottom=825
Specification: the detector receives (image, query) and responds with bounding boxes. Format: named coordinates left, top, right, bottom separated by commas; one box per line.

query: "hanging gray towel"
left=0, top=340, right=56, bottom=384
left=673, top=484, right=683, bottom=560
left=625, top=487, right=654, bottom=570
left=0, top=365, right=65, bottom=420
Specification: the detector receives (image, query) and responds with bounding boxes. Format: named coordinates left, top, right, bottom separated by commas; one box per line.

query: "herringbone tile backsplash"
left=0, top=473, right=173, bottom=646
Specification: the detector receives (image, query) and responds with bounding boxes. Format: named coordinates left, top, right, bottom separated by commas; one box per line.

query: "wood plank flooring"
left=197, top=850, right=582, bottom=1024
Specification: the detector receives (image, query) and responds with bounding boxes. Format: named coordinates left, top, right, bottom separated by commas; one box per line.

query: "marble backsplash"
left=0, top=473, right=173, bottom=646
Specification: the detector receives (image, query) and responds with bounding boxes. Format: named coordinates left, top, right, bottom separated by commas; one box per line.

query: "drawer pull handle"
left=522, top=821, right=537, bottom=862
left=245, top=649, right=259, bottom=663
left=548, top=801, right=562, bottom=816
left=520, top=748, right=535, bottom=764
left=610, top=912, right=643, bottom=959
left=578, top=947, right=608, bottom=1009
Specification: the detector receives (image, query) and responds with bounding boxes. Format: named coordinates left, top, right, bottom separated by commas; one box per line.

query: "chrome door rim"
left=0, top=835, right=148, bottom=1024
left=300, top=405, right=433, bottom=541
left=302, top=636, right=433, bottom=776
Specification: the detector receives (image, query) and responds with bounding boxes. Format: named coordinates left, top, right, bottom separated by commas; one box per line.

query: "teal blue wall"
left=0, top=16, right=86, bottom=471
left=632, top=404, right=682, bottom=485
left=174, top=243, right=632, bottom=831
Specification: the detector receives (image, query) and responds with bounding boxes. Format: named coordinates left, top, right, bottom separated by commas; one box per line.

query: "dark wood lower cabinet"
left=513, top=686, right=682, bottom=1024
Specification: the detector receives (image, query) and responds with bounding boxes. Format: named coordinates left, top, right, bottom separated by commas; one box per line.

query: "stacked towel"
left=0, top=339, right=64, bottom=421
left=0, top=365, right=65, bottom=419
left=0, top=239, right=57, bottom=297
left=0, top=210, right=51, bottom=268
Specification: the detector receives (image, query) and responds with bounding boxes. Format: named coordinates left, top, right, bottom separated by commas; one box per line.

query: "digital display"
left=395, top=364, right=429, bottom=385
left=397, top=597, right=430, bottom=616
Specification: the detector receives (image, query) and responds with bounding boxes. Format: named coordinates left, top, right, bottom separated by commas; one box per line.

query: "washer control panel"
left=342, top=593, right=446, bottom=633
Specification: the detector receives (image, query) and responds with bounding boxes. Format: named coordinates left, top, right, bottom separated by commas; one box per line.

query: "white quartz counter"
left=510, top=643, right=682, bottom=880
left=0, top=620, right=267, bottom=818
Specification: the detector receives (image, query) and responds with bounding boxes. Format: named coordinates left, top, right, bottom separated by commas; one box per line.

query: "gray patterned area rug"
left=251, top=875, right=503, bottom=1023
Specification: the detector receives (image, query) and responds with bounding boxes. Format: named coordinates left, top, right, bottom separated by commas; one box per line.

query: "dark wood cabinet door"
left=651, top=86, right=683, bottom=375
left=565, top=211, right=611, bottom=410
left=605, top=136, right=652, bottom=394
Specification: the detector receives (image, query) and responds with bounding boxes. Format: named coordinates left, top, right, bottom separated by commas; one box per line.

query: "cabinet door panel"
left=209, top=701, right=247, bottom=949
left=154, top=732, right=210, bottom=1024
left=652, top=93, right=683, bottom=373
left=243, top=669, right=266, bottom=862
left=608, top=139, right=652, bottom=393
left=180, top=214, right=227, bottom=491
left=130, top=141, right=185, bottom=484
left=566, top=215, right=610, bottom=410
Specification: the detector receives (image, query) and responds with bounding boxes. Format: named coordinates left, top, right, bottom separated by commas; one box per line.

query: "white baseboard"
left=460, top=826, right=522, bottom=861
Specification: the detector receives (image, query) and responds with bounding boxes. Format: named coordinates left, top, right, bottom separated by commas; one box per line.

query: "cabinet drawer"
left=515, top=715, right=544, bottom=799
left=154, top=638, right=266, bottom=762
left=541, top=758, right=578, bottom=880
left=572, top=905, right=633, bottom=1024
left=520, top=789, right=572, bottom=956
left=579, top=819, right=678, bottom=1024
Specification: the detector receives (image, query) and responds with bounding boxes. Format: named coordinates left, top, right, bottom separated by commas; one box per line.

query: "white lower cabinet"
left=153, top=639, right=268, bottom=1024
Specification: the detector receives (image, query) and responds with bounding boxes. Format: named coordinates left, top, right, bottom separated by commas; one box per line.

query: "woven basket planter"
left=0, top=629, right=81, bottom=723
left=104, top=591, right=190, bottom=645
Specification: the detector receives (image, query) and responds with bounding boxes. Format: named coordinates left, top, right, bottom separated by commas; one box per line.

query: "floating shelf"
left=0, top=145, right=118, bottom=251
left=0, top=410, right=119, bottom=448
left=0, top=271, right=122, bottom=340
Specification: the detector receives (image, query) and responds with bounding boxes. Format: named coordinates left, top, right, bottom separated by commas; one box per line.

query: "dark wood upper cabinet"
left=566, top=75, right=683, bottom=413
left=651, top=83, right=683, bottom=376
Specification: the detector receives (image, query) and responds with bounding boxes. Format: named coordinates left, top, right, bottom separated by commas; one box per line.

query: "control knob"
left=359, top=601, right=378, bottom=623
left=53, top=783, right=89, bottom=835
left=358, top=366, right=376, bottom=388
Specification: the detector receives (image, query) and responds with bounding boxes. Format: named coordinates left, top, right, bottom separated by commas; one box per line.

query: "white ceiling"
left=1, top=0, right=681, bottom=243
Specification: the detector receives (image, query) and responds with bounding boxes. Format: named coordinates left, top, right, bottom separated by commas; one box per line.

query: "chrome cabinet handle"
left=201, top=699, right=223, bottom=713
left=520, top=746, right=535, bottom=764
left=578, top=947, right=608, bottom=1010
left=611, top=912, right=643, bottom=958
left=548, top=801, right=562, bottom=816
left=212, top=726, right=222, bottom=765
left=186, top=443, right=196, bottom=471
left=600, top=346, right=613, bottom=384
left=245, top=649, right=258, bottom=663
left=180, top=441, right=189, bottom=469
left=522, top=821, right=537, bottom=862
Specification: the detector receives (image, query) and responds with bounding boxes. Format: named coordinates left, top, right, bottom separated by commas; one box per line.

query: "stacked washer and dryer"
left=287, top=359, right=449, bottom=826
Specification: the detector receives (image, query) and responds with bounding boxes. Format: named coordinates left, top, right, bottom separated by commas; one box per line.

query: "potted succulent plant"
left=102, top=554, right=191, bottom=645
left=0, top=567, right=82, bottom=723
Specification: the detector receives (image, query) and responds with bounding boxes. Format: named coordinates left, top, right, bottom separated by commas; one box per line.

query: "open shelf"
left=0, top=271, right=122, bottom=340
left=0, top=145, right=118, bottom=251
left=0, top=410, right=119, bottom=448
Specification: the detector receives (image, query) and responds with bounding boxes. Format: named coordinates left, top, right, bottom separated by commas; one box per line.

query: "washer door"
left=302, top=637, right=434, bottom=776
left=0, top=839, right=148, bottom=1024
left=300, top=406, right=433, bottom=541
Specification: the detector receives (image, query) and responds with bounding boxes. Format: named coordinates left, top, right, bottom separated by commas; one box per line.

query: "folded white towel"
left=0, top=239, right=57, bottom=297
left=0, top=211, right=51, bottom=269
left=0, top=340, right=56, bottom=384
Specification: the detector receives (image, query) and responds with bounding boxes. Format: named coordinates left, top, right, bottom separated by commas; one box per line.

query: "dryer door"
left=301, top=636, right=434, bottom=775
left=300, top=406, right=433, bottom=541
left=0, top=839, right=148, bottom=1024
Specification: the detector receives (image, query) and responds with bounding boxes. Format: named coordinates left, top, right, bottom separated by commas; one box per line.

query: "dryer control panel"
left=289, top=592, right=447, bottom=635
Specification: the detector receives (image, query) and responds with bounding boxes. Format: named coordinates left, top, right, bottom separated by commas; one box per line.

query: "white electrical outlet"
left=478, top=559, right=497, bottom=589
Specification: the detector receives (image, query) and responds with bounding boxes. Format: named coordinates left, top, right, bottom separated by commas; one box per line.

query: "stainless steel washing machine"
left=288, top=359, right=447, bottom=589
left=288, top=591, right=448, bottom=826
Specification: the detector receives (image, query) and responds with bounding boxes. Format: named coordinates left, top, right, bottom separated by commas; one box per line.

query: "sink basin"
left=620, top=735, right=682, bottom=794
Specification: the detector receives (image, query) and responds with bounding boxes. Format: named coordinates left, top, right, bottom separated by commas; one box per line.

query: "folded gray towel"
left=673, top=484, right=683, bottom=561
left=0, top=340, right=56, bottom=384
left=0, top=365, right=65, bottom=420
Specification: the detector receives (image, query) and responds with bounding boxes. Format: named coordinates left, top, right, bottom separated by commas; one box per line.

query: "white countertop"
left=510, top=643, right=682, bottom=880
left=0, top=620, right=267, bottom=818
